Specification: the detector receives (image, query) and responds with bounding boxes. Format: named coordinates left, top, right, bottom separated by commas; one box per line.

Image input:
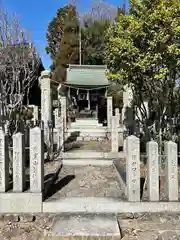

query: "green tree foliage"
left=46, top=5, right=70, bottom=59
left=46, top=1, right=118, bottom=69
left=53, top=5, right=79, bottom=83
left=105, top=0, right=180, bottom=133
left=81, top=18, right=110, bottom=65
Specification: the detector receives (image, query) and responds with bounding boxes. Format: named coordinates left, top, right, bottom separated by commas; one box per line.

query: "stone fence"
left=0, top=126, right=44, bottom=193
left=124, top=135, right=178, bottom=202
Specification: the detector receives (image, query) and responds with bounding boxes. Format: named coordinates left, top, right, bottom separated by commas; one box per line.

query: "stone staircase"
left=66, top=118, right=108, bottom=140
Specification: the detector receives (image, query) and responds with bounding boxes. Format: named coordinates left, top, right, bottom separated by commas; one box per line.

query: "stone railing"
left=124, top=135, right=178, bottom=202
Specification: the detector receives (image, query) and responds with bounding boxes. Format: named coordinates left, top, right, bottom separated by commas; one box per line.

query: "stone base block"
left=51, top=215, right=121, bottom=238
left=0, top=193, right=42, bottom=213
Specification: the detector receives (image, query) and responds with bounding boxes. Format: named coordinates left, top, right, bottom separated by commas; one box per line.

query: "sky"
left=4, top=0, right=127, bottom=70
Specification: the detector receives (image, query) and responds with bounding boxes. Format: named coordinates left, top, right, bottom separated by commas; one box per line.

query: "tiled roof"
left=65, top=64, right=110, bottom=86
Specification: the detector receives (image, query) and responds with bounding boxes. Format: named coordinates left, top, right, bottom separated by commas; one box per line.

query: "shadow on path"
left=44, top=175, right=75, bottom=201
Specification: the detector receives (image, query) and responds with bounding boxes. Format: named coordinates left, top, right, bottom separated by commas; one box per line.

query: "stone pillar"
left=0, top=129, right=9, bottom=192
left=39, top=70, right=52, bottom=142
left=30, top=127, right=44, bottom=193
left=147, top=141, right=159, bottom=201
left=13, top=132, right=26, bottom=192
left=60, top=117, right=64, bottom=151
left=107, top=96, right=113, bottom=129
left=87, top=90, right=90, bottom=110
left=111, top=116, right=119, bottom=152
left=54, top=108, right=59, bottom=129
left=60, top=96, right=67, bottom=131
left=122, top=86, right=133, bottom=123
left=33, top=106, right=39, bottom=122
left=164, top=141, right=178, bottom=201
left=115, top=108, right=120, bottom=127
left=126, top=135, right=140, bottom=201
left=29, top=105, right=38, bottom=123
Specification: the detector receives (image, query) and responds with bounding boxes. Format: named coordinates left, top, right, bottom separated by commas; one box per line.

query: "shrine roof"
left=64, top=64, right=110, bottom=88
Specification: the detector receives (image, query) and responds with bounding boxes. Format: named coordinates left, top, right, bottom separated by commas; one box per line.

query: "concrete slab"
left=51, top=214, right=121, bottom=237
left=0, top=193, right=42, bottom=213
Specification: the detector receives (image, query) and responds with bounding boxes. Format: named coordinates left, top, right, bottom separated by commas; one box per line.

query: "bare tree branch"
left=0, top=7, right=40, bottom=119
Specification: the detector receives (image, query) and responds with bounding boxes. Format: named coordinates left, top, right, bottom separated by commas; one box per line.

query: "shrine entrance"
left=62, top=64, right=109, bottom=120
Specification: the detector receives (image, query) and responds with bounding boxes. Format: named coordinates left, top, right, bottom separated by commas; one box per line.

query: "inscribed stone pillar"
left=13, top=132, right=25, bottom=192
left=40, top=70, right=52, bottom=141
left=111, top=116, right=119, bottom=152
left=33, top=106, right=39, bottom=122
left=107, top=96, right=113, bottom=129
left=164, top=141, right=178, bottom=201
left=115, top=108, right=120, bottom=127
left=0, top=129, right=9, bottom=192
left=126, top=135, right=140, bottom=201
left=60, top=96, right=67, bottom=131
left=59, top=116, right=64, bottom=151
left=54, top=108, right=59, bottom=129
left=147, top=141, right=159, bottom=201
left=55, top=116, right=63, bottom=151
left=30, top=127, right=44, bottom=193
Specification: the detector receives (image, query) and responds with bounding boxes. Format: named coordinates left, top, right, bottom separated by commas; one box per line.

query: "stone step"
left=72, top=120, right=100, bottom=125
left=51, top=214, right=121, bottom=238
left=75, top=136, right=106, bottom=141
left=62, top=159, right=113, bottom=165
left=67, top=128, right=107, bottom=133
left=70, top=123, right=104, bottom=128
left=63, top=151, right=125, bottom=159
left=66, top=132, right=107, bottom=139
